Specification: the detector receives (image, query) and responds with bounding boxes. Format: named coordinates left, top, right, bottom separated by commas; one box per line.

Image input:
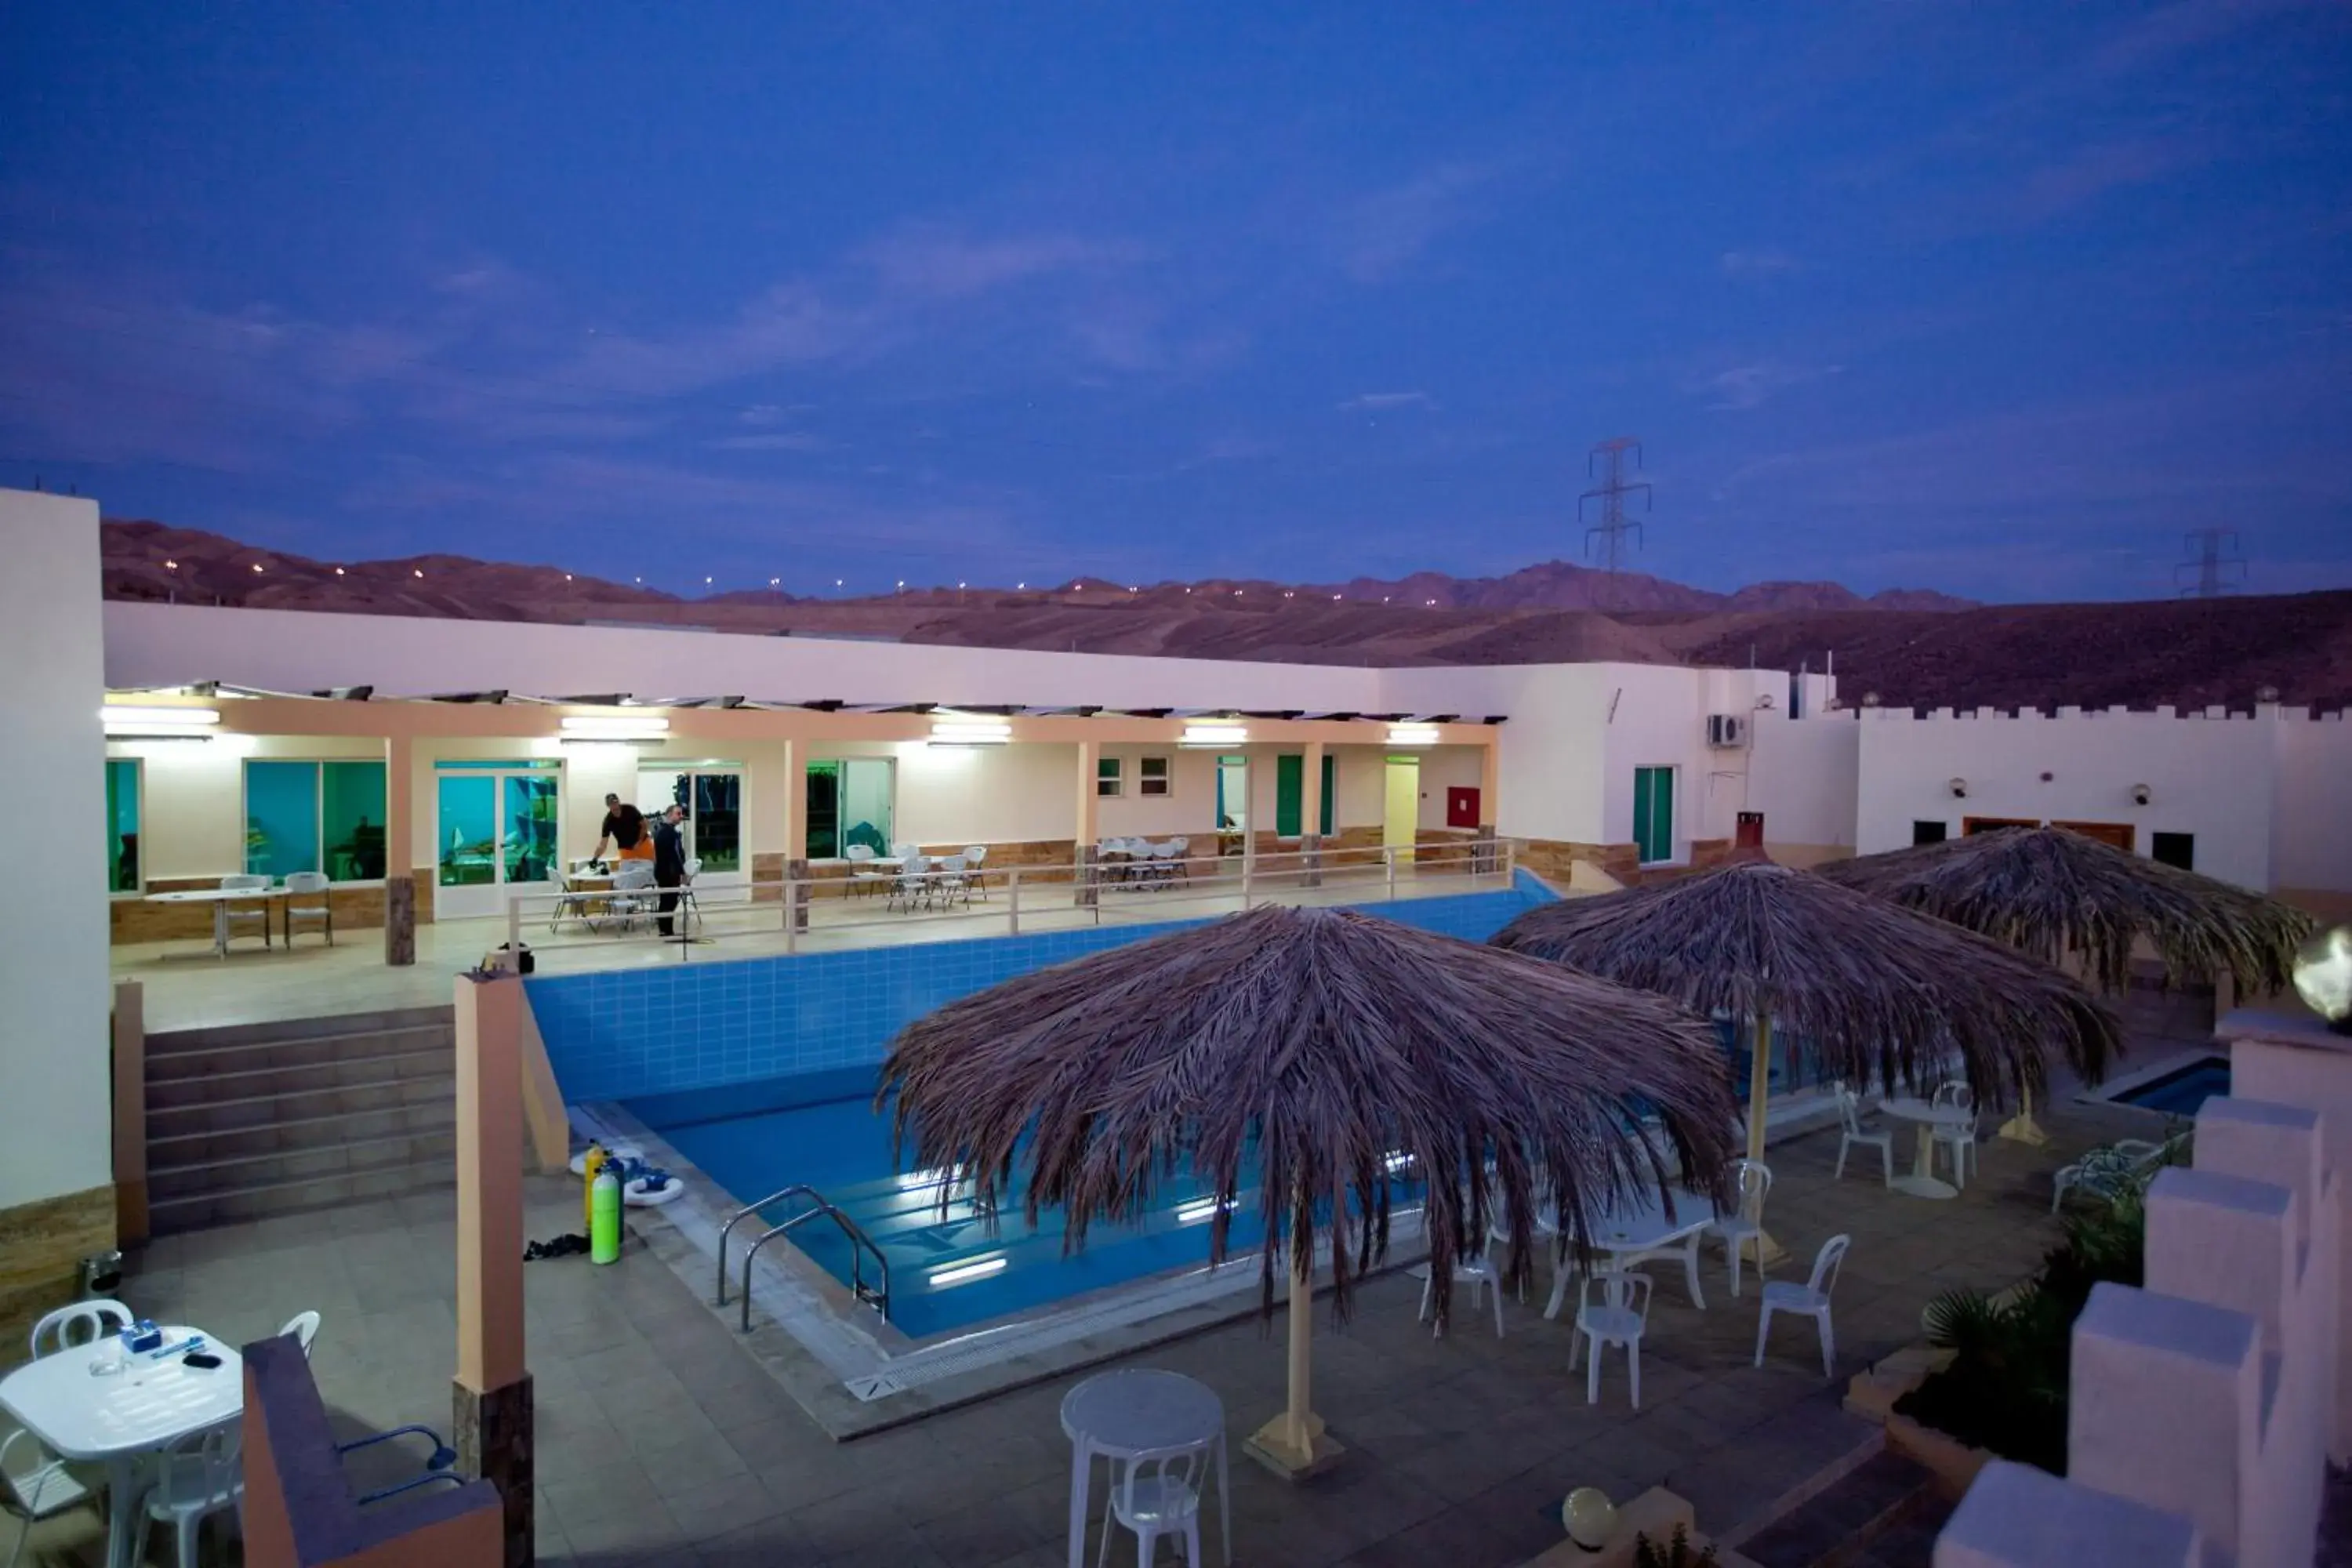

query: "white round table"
left=1878, top=1098, right=1976, bottom=1199
left=1061, top=1368, right=1230, bottom=1568
left=0, top=1325, right=241, bottom=1568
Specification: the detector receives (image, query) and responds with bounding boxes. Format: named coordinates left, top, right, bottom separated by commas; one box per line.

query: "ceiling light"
left=929, top=718, right=1011, bottom=746
left=1181, top=724, right=1248, bottom=748
left=561, top=715, right=670, bottom=742
left=103, top=704, right=222, bottom=739
left=927, top=1255, right=1007, bottom=1287
left=1387, top=724, right=1440, bottom=747
left=1175, top=1198, right=1231, bottom=1225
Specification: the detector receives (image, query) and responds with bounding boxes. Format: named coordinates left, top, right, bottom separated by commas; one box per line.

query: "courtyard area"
left=5, top=1097, right=2161, bottom=1568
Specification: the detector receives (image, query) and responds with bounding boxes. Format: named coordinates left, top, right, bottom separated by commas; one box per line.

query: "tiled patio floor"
left=5, top=1098, right=2163, bottom=1568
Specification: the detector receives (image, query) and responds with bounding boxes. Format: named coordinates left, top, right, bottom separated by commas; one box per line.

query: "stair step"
left=149, top=1104, right=459, bottom=1170
left=147, top=1131, right=457, bottom=1203
left=146, top=1047, right=454, bottom=1110
left=143, top=1006, right=456, bottom=1055
left=1737, top=1453, right=1939, bottom=1568
left=145, top=1025, right=452, bottom=1081
left=148, top=1161, right=457, bottom=1234
left=146, top=1075, right=453, bottom=1132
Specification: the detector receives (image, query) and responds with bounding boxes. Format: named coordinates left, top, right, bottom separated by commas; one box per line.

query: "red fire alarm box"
left=1735, top=811, right=1765, bottom=848
left=1446, top=787, right=1482, bottom=829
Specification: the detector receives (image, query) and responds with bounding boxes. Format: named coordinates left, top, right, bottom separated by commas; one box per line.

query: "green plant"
left=1634, top=1525, right=1719, bottom=1567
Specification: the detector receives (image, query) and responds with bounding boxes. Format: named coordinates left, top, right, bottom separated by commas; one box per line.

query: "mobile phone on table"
left=183, top=1351, right=222, bottom=1370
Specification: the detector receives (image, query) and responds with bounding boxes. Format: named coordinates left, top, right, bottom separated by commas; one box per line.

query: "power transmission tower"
left=1578, top=437, right=1653, bottom=594
left=2174, top=528, right=2246, bottom=598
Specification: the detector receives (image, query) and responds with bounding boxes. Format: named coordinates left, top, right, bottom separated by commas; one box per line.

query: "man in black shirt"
left=590, top=793, right=625, bottom=862
left=653, top=804, right=688, bottom=937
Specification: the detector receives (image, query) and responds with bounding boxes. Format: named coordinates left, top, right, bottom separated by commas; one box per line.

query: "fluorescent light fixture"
left=1175, top=1197, right=1232, bottom=1225
left=103, top=705, right=221, bottom=739
left=928, top=718, right=1011, bottom=746
left=1382, top=1150, right=1414, bottom=1174
left=1386, top=724, right=1441, bottom=747
left=1180, top=723, right=1248, bottom=748
left=560, top=715, right=670, bottom=742
left=927, top=1254, right=1008, bottom=1287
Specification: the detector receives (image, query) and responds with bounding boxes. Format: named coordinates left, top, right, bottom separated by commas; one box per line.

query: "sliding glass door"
left=638, top=764, right=746, bottom=899
left=805, top=758, right=894, bottom=858
left=434, top=760, right=561, bottom=919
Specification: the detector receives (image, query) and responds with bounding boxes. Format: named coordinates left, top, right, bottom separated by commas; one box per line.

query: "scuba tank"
left=590, top=1160, right=622, bottom=1265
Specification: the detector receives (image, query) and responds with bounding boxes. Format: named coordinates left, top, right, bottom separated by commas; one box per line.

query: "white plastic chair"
left=1833, top=1088, right=1894, bottom=1185
left=141, top=1418, right=242, bottom=1568
left=28, top=1299, right=132, bottom=1359
left=1167, top=837, right=1191, bottom=881
left=220, top=873, right=273, bottom=949
left=2, top=1426, right=96, bottom=1551
left=608, top=861, right=656, bottom=931
left=676, top=855, right=704, bottom=935
left=1414, top=1253, right=1506, bottom=1338
left=282, top=869, right=333, bottom=946
left=1705, top=1160, right=1773, bottom=1298
left=2052, top=1137, right=2169, bottom=1214
left=935, top=855, right=971, bottom=908
left=1755, top=1234, right=1851, bottom=1377
left=1098, top=1441, right=1207, bottom=1567
left=844, top=844, right=887, bottom=899
left=1569, top=1269, right=1652, bottom=1406
left=1931, top=1083, right=1980, bottom=1189
left=888, top=855, right=931, bottom=913
left=963, top=844, right=989, bottom=899
left=278, top=1310, right=321, bottom=1358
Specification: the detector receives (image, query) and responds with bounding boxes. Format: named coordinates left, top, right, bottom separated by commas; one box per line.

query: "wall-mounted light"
left=928, top=717, right=1011, bottom=746
left=103, top=704, right=221, bottom=739
left=2131, top=783, right=2152, bottom=805
left=1386, top=724, right=1441, bottom=747
left=1180, top=723, right=1248, bottom=748
left=560, top=714, right=670, bottom=743
left=1948, top=777, right=1968, bottom=799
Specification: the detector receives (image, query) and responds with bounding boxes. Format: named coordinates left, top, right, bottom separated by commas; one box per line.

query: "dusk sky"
left=3, top=2, right=2347, bottom=601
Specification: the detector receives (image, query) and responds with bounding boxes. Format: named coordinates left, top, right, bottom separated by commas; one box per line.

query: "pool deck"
left=10, top=1096, right=2165, bottom=1568
left=111, top=862, right=1514, bottom=1033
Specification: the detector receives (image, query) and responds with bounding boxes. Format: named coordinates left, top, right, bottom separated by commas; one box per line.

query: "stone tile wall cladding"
left=1514, top=838, right=1643, bottom=887
left=751, top=838, right=1082, bottom=901
left=110, top=873, right=437, bottom=944
left=0, top=1182, right=115, bottom=1349
left=525, top=883, right=1559, bottom=1103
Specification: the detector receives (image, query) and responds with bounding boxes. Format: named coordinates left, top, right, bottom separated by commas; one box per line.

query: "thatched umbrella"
left=1814, top=825, right=2311, bottom=1141
left=879, top=903, right=1737, bottom=1476
left=1494, top=860, right=2119, bottom=1244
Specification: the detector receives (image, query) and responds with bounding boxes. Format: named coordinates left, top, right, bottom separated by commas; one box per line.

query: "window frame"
left=1097, top=756, right=1124, bottom=797
left=241, top=757, right=390, bottom=884
left=1137, top=755, right=1171, bottom=797
left=107, top=755, right=143, bottom=896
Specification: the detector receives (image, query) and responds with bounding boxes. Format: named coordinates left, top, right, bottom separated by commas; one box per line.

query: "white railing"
left=499, top=837, right=1512, bottom=965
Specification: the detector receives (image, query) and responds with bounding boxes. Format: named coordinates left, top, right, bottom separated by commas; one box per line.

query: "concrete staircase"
left=144, top=1006, right=458, bottom=1232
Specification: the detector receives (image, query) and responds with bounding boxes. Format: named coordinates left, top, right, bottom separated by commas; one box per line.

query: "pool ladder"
left=717, top=1184, right=890, bottom=1332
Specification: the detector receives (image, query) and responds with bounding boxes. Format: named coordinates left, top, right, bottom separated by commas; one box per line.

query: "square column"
left=1475, top=741, right=1501, bottom=873
left=1298, top=742, right=1324, bottom=887
left=1074, top=739, right=1101, bottom=906
left=778, top=739, right=809, bottom=932
left=452, top=971, right=533, bottom=1568
left=383, top=732, right=416, bottom=965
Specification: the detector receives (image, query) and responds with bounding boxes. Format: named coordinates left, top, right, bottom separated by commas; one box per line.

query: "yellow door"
left=1383, top=757, right=1419, bottom=863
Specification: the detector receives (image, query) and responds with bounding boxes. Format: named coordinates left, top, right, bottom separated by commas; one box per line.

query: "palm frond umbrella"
left=879, top=904, right=1737, bottom=1477
left=1494, top=860, right=2120, bottom=1252
left=1815, top=825, right=2313, bottom=1142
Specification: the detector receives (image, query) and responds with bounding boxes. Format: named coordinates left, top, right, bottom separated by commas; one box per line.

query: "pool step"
left=142, top=1007, right=457, bottom=1235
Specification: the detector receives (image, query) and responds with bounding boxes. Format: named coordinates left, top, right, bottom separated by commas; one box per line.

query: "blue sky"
left=2, top=2, right=2347, bottom=601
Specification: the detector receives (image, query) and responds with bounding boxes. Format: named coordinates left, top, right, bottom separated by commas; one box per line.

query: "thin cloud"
left=1701, top=362, right=1844, bottom=411
left=1332, top=165, right=1496, bottom=283
left=1719, top=249, right=1799, bottom=278
left=705, top=431, right=830, bottom=452
left=1338, top=391, right=1439, bottom=413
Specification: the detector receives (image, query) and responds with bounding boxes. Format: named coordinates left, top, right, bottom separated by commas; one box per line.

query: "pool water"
left=2112, top=1057, right=2231, bottom=1118
left=626, top=1069, right=1273, bottom=1338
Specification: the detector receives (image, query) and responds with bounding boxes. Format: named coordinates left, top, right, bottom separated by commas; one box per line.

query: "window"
left=2151, top=832, right=2194, bottom=871
left=245, top=760, right=387, bottom=882
left=1911, top=820, right=1949, bottom=846
left=640, top=765, right=743, bottom=873
left=1632, top=766, right=1675, bottom=864
left=807, top=758, right=893, bottom=858
left=1097, top=757, right=1123, bottom=797
left=106, top=758, right=140, bottom=892
left=1138, top=757, right=1171, bottom=797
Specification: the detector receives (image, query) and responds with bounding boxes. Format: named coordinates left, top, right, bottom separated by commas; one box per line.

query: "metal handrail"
left=739, top=1201, right=889, bottom=1331
left=716, top=1182, right=890, bottom=1330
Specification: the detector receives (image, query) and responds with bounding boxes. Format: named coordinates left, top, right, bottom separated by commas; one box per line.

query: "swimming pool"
left=626, top=1068, right=1275, bottom=1338
left=2108, top=1055, right=2231, bottom=1118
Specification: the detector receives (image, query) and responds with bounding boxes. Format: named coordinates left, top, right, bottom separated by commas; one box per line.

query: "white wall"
left=2273, top=712, right=2352, bottom=897
left=1855, top=706, right=2282, bottom=891
left=0, top=491, right=111, bottom=1213
left=1383, top=664, right=1611, bottom=844
left=1748, top=714, right=1861, bottom=854
left=1095, top=746, right=1221, bottom=840
left=109, top=732, right=385, bottom=881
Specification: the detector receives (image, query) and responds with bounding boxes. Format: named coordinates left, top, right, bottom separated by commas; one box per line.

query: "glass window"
left=1097, top=757, right=1123, bottom=797
left=2151, top=832, right=2194, bottom=871
left=505, top=773, right=560, bottom=885
left=840, top=759, right=892, bottom=854
left=437, top=774, right=498, bottom=887
left=694, top=773, right=742, bottom=872
left=1138, top=757, right=1171, bottom=797
left=1911, top=820, right=1949, bottom=846
left=245, top=761, right=321, bottom=880
left=106, top=758, right=140, bottom=892
left=805, top=761, right=841, bottom=858
left=323, top=761, right=387, bottom=880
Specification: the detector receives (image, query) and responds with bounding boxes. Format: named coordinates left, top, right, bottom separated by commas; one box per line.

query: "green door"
left=1633, top=766, right=1675, bottom=864
left=1320, top=753, right=1335, bottom=837
left=1275, top=755, right=1302, bottom=837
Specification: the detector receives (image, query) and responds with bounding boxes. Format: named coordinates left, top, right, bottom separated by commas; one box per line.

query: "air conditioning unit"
left=1706, top=713, right=1748, bottom=749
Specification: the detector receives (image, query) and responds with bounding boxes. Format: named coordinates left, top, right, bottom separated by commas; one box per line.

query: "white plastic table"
left=1534, top=1189, right=1718, bottom=1319
left=1061, top=1368, right=1230, bottom=1568
left=143, top=886, right=285, bottom=958
left=1878, top=1098, right=1976, bottom=1199
left=0, top=1325, right=242, bottom=1568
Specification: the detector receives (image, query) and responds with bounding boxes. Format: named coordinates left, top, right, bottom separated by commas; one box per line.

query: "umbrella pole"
left=1743, top=1015, right=1789, bottom=1267
left=1245, top=1222, right=1344, bottom=1479
left=1997, top=1085, right=2050, bottom=1147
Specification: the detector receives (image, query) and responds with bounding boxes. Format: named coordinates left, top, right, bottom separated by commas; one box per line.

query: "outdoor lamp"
left=1560, top=1486, right=1617, bottom=1549
left=2132, top=783, right=2153, bottom=805
left=1948, top=778, right=1968, bottom=799
left=2293, top=926, right=2352, bottom=1037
